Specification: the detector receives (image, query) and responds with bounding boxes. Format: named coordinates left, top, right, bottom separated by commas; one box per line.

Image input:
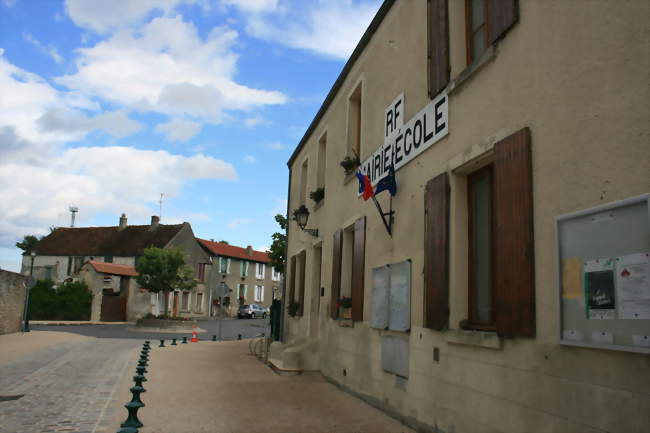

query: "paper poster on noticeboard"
left=616, top=253, right=650, bottom=319
left=584, top=258, right=616, bottom=319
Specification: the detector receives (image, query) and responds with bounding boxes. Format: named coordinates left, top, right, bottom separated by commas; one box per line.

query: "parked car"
left=238, top=304, right=267, bottom=319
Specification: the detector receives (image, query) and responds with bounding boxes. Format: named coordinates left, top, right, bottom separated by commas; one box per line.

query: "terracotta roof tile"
left=197, top=239, right=270, bottom=263
left=35, top=224, right=185, bottom=257
left=87, top=261, right=138, bottom=277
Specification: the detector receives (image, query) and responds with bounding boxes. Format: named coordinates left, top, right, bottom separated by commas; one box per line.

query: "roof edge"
left=287, top=0, right=397, bottom=168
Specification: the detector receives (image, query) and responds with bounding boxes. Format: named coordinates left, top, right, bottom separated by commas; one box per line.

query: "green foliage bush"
left=28, top=279, right=92, bottom=320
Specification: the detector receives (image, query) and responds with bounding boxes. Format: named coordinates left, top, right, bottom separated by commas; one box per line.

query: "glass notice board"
left=556, top=194, right=650, bottom=353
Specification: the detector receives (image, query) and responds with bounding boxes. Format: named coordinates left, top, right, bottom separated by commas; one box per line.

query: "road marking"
left=91, top=345, right=134, bottom=433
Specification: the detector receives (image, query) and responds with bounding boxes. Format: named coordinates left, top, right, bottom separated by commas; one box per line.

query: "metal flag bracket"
left=371, top=194, right=394, bottom=236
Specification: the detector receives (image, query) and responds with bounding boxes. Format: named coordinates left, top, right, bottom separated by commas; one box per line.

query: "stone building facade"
left=0, top=269, right=27, bottom=334
left=277, top=1, right=649, bottom=433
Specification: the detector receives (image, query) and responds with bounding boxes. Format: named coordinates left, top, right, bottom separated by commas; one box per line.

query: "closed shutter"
left=289, top=255, right=297, bottom=306
left=298, top=250, right=306, bottom=316
left=490, top=0, right=519, bottom=44
left=427, top=0, right=450, bottom=98
left=424, top=172, right=450, bottom=330
left=331, top=230, right=343, bottom=319
left=351, top=216, right=366, bottom=322
left=493, top=127, right=535, bottom=338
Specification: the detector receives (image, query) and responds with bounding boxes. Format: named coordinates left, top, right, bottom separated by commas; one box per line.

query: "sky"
left=0, top=0, right=382, bottom=272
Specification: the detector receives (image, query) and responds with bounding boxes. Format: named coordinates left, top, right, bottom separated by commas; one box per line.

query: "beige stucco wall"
left=285, top=1, right=649, bottom=432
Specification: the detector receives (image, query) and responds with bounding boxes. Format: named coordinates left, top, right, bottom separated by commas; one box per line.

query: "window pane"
left=472, top=27, right=487, bottom=61
left=472, top=173, right=491, bottom=322
left=471, top=0, right=486, bottom=32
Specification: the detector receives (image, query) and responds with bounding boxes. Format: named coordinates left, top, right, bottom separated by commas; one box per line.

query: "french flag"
left=355, top=171, right=374, bottom=201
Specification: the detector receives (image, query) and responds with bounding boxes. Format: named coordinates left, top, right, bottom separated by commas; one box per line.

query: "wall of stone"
left=0, top=269, right=27, bottom=334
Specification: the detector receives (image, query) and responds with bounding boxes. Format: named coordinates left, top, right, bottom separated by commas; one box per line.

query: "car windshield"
left=240, top=305, right=249, bottom=309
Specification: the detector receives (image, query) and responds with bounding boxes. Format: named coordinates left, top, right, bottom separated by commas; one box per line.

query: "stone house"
left=197, top=239, right=281, bottom=316
left=23, top=214, right=212, bottom=321
left=277, top=1, right=649, bottom=433
left=0, top=269, right=27, bottom=334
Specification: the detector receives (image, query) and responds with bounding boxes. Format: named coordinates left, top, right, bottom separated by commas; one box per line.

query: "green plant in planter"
left=338, top=296, right=352, bottom=309
left=288, top=301, right=300, bottom=317
left=340, top=155, right=360, bottom=175
left=309, top=187, right=325, bottom=204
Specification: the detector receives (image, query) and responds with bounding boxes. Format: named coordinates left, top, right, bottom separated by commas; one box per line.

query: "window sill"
left=445, top=329, right=502, bottom=350
left=448, top=44, right=497, bottom=97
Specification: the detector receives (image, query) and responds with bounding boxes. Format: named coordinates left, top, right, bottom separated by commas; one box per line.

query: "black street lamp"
left=22, top=251, right=36, bottom=332
left=292, top=205, right=318, bottom=237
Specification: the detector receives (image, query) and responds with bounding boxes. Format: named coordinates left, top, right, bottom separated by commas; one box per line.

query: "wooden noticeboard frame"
left=556, top=193, right=650, bottom=354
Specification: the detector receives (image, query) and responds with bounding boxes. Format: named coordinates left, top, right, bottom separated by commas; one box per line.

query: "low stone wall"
left=0, top=270, right=27, bottom=335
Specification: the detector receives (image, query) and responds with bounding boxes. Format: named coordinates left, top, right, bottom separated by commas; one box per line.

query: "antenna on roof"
left=69, top=206, right=79, bottom=228
left=158, top=193, right=165, bottom=222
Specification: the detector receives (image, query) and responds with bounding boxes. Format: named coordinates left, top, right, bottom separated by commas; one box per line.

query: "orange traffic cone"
left=191, top=330, right=198, bottom=342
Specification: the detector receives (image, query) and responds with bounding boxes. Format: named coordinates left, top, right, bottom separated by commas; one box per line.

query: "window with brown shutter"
left=465, top=0, right=518, bottom=65
left=331, top=230, right=343, bottom=319
left=424, top=172, right=450, bottom=330
left=493, top=127, right=534, bottom=338
left=289, top=255, right=296, bottom=307
left=351, top=216, right=366, bottom=321
left=427, top=0, right=450, bottom=99
left=298, top=250, right=306, bottom=316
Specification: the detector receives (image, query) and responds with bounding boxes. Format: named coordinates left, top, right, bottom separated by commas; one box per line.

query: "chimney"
left=246, top=245, right=253, bottom=257
left=118, top=213, right=127, bottom=231
left=150, top=215, right=160, bottom=230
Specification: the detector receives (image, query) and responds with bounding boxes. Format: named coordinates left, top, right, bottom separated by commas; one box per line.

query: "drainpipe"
left=279, top=168, right=292, bottom=343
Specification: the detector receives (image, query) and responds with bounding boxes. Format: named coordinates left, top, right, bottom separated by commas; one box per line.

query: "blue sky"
left=0, top=0, right=381, bottom=271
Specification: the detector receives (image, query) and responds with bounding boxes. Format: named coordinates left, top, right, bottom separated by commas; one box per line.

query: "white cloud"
left=266, top=141, right=285, bottom=151
left=244, top=115, right=268, bottom=128
left=245, top=0, right=381, bottom=59
left=243, top=155, right=256, bottom=163
left=56, top=16, right=287, bottom=122
left=38, top=108, right=143, bottom=139
left=65, top=0, right=186, bottom=33
left=227, top=218, right=251, bottom=229
left=2, top=0, right=16, bottom=7
left=154, top=118, right=202, bottom=142
left=223, top=0, right=278, bottom=13
left=22, top=33, right=64, bottom=64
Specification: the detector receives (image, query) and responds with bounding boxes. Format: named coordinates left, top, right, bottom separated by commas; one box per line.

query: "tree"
left=267, top=214, right=287, bottom=274
left=218, top=240, right=229, bottom=244
left=16, top=235, right=41, bottom=255
left=135, top=246, right=197, bottom=316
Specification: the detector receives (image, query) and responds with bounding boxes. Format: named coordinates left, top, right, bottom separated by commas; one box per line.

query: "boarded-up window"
left=493, top=127, right=534, bottom=338
left=351, top=217, right=366, bottom=321
left=289, top=255, right=297, bottom=306
left=424, top=172, right=450, bottom=330
left=331, top=230, right=343, bottom=319
left=427, top=0, right=450, bottom=98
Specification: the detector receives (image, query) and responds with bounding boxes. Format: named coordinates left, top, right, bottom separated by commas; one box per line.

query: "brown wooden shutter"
left=289, top=255, right=296, bottom=306
left=424, top=172, right=450, bottom=330
left=493, top=127, right=535, bottom=338
left=298, top=250, right=306, bottom=316
left=351, top=216, right=366, bottom=321
left=490, top=0, right=519, bottom=44
left=427, top=0, right=450, bottom=98
left=331, top=230, right=343, bottom=319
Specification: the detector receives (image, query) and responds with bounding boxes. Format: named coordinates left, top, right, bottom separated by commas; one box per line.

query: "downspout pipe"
left=279, top=168, right=292, bottom=343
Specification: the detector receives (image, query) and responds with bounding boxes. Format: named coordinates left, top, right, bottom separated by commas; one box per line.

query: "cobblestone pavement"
left=0, top=338, right=140, bottom=433
left=31, top=318, right=270, bottom=341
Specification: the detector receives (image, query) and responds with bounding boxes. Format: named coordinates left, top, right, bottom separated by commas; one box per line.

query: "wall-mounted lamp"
left=292, top=205, right=319, bottom=237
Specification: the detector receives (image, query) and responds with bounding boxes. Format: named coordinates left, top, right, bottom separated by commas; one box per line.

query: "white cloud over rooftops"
left=154, top=118, right=203, bottom=142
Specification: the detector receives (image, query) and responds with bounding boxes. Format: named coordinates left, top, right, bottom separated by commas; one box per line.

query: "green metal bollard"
left=238, top=334, right=242, bottom=340
left=136, top=365, right=147, bottom=375
left=171, top=338, right=177, bottom=345
left=212, top=335, right=217, bottom=341
left=137, top=359, right=148, bottom=369
left=120, top=400, right=144, bottom=429
left=182, top=336, right=188, bottom=344
left=158, top=339, right=165, bottom=347
left=117, top=427, right=138, bottom=433
left=134, top=373, right=147, bottom=384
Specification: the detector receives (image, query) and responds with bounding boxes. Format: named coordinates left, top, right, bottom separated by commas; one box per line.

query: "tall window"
left=240, top=261, right=249, bottom=277
left=254, top=285, right=264, bottom=302
left=104, top=255, right=114, bottom=263
left=347, top=82, right=362, bottom=158
left=271, top=268, right=281, bottom=281
left=256, top=263, right=265, bottom=279
left=219, top=257, right=230, bottom=274
left=196, top=293, right=203, bottom=313
left=181, top=292, right=190, bottom=311
left=317, top=131, right=327, bottom=193
left=197, top=263, right=206, bottom=282
left=238, top=284, right=247, bottom=299
left=466, top=0, right=489, bottom=64
left=468, top=165, right=494, bottom=327
left=299, top=159, right=309, bottom=205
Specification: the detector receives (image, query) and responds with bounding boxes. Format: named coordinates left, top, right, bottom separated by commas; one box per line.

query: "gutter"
left=287, top=0, right=396, bottom=167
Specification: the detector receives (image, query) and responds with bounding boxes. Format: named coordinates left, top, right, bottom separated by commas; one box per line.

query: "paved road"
left=31, top=318, right=270, bottom=341
left=0, top=337, right=139, bottom=433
